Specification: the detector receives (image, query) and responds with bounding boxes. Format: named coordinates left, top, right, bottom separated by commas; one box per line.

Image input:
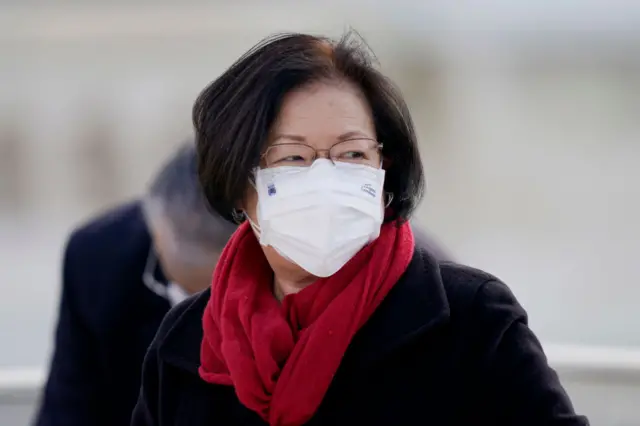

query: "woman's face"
left=243, top=80, right=377, bottom=278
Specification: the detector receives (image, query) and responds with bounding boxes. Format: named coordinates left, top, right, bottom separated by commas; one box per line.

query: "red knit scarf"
left=199, top=220, right=414, bottom=426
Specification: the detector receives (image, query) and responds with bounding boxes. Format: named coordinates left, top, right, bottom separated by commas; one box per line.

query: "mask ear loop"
left=233, top=207, right=262, bottom=240
left=385, top=192, right=394, bottom=208
left=231, top=170, right=260, bottom=224
left=233, top=169, right=264, bottom=240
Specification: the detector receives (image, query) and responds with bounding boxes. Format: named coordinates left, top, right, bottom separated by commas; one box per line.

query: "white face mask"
left=248, top=159, right=385, bottom=277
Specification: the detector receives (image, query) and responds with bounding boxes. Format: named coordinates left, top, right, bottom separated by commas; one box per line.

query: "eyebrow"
left=271, top=130, right=372, bottom=143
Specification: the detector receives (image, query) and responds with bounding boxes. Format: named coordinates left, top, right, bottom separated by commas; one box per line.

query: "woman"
left=131, top=33, right=588, bottom=426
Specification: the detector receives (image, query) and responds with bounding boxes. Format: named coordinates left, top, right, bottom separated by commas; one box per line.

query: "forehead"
left=271, top=81, right=375, bottom=146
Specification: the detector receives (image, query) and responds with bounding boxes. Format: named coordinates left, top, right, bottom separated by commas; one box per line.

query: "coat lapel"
left=338, top=248, right=451, bottom=370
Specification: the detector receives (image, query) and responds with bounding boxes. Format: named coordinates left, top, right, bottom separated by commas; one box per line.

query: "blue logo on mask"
left=267, top=184, right=277, bottom=196
left=361, top=184, right=376, bottom=197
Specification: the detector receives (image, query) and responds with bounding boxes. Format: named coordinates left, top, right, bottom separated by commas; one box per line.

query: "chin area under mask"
left=244, top=211, right=381, bottom=278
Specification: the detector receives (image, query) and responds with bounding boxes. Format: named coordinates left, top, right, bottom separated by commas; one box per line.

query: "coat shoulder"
left=63, top=200, right=150, bottom=290
left=66, top=200, right=146, bottom=257
left=61, top=200, right=153, bottom=328
left=436, top=261, right=525, bottom=323
left=437, top=261, right=499, bottom=309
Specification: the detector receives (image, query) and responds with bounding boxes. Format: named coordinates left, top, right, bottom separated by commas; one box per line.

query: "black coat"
left=131, top=248, right=588, bottom=425
left=34, top=202, right=173, bottom=426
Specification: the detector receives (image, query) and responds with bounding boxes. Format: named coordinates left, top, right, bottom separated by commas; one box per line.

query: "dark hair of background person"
left=142, top=142, right=237, bottom=256
left=193, top=31, right=425, bottom=225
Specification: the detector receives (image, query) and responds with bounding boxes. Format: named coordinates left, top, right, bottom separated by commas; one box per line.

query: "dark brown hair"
left=193, top=31, right=424, bottom=223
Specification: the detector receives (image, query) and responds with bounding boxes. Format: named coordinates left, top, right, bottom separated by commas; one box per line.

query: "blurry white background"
left=0, top=1, right=639, bottom=424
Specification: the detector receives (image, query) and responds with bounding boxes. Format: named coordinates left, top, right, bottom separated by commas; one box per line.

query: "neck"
left=273, top=273, right=317, bottom=301
left=165, top=267, right=214, bottom=296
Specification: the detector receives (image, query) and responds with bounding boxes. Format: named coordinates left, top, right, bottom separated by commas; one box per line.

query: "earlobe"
left=231, top=208, right=246, bottom=224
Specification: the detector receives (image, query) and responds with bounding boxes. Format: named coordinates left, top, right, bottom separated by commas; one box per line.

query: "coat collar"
left=341, top=247, right=451, bottom=369
left=158, top=247, right=451, bottom=374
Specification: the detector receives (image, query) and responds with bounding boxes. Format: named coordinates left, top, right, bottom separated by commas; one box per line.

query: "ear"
left=231, top=208, right=246, bottom=224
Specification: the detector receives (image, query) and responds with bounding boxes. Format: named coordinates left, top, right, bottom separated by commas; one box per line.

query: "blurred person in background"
left=132, top=33, right=587, bottom=426
left=34, top=142, right=236, bottom=426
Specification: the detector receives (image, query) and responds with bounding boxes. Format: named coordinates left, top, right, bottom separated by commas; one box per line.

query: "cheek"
left=242, top=186, right=259, bottom=223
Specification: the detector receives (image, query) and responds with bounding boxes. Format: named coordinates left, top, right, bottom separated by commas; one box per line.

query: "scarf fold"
left=199, top=220, right=414, bottom=426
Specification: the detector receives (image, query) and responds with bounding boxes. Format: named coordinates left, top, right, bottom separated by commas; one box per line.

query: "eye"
left=275, top=155, right=306, bottom=163
left=340, top=150, right=366, bottom=159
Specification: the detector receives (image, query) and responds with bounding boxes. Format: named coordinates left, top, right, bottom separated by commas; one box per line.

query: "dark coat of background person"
left=33, top=202, right=170, bottom=426
left=131, top=248, right=588, bottom=426
left=34, top=142, right=237, bottom=426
